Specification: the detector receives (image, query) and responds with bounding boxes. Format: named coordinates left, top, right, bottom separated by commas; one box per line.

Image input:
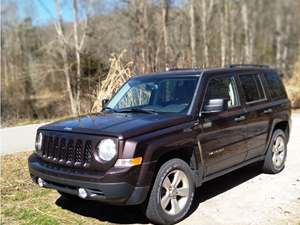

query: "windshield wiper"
left=102, top=106, right=119, bottom=113
left=118, top=108, right=157, bottom=114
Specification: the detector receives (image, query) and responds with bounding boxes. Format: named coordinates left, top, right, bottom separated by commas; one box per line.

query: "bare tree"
left=275, top=1, right=292, bottom=71
left=190, top=0, right=196, bottom=67
left=54, top=0, right=77, bottom=115
left=220, top=0, right=229, bottom=66
left=200, top=0, right=214, bottom=67
left=2, top=0, right=300, bottom=125
left=71, top=0, right=90, bottom=113
left=137, top=0, right=149, bottom=73
left=282, top=14, right=291, bottom=71
left=241, top=1, right=250, bottom=62
left=127, top=0, right=150, bottom=73
left=53, top=0, right=91, bottom=115
left=241, top=0, right=257, bottom=63
left=161, top=0, right=170, bottom=68
left=228, top=0, right=235, bottom=63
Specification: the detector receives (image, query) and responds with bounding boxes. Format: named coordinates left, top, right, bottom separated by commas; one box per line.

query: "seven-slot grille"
left=40, top=133, right=92, bottom=167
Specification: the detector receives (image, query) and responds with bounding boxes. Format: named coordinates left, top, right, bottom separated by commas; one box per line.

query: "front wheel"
left=145, top=159, right=195, bottom=225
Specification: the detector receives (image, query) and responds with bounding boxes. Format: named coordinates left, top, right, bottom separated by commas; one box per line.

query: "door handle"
left=263, top=108, right=273, bottom=114
left=234, top=115, right=246, bottom=122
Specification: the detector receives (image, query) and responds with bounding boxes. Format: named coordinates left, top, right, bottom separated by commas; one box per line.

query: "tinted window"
left=264, top=71, right=286, bottom=100
left=205, top=76, right=240, bottom=108
left=239, top=74, right=265, bottom=103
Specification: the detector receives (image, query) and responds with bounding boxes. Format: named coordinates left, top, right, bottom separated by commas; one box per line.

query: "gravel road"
left=180, top=113, right=300, bottom=225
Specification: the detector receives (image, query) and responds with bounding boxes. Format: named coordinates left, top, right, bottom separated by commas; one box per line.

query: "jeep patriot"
left=28, top=64, right=291, bottom=225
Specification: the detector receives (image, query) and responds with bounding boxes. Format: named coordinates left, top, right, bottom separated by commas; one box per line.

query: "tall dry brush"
left=92, top=50, right=133, bottom=112
left=286, top=52, right=300, bottom=108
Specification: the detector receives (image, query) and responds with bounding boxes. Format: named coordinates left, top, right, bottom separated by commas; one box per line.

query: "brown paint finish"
left=28, top=66, right=291, bottom=205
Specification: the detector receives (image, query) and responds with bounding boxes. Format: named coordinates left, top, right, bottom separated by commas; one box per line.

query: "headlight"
left=97, top=139, right=117, bottom=161
left=35, top=132, right=43, bottom=151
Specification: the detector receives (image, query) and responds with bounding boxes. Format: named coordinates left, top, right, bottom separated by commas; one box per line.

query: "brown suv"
left=28, top=64, right=291, bottom=224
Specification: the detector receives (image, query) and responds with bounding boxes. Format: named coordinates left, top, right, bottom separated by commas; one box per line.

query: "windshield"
left=106, top=77, right=198, bottom=114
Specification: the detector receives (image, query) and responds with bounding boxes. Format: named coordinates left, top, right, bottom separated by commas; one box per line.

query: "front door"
left=197, top=74, right=248, bottom=176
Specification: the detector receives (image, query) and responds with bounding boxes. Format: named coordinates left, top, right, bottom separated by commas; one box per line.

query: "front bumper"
left=28, top=154, right=149, bottom=205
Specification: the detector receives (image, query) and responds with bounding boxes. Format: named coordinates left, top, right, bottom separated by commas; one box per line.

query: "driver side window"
left=204, top=76, right=240, bottom=109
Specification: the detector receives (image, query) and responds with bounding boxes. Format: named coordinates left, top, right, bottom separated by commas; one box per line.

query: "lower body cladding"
left=28, top=154, right=149, bottom=205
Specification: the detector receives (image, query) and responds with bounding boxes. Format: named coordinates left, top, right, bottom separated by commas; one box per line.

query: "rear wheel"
left=263, top=129, right=287, bottom=174
left=145, top=159, right=195, bottom=225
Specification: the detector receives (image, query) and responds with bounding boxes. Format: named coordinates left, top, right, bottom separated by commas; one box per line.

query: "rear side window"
left=264, top=71, right=286, bottom=100
left=239, top=74, right=265, bottom=103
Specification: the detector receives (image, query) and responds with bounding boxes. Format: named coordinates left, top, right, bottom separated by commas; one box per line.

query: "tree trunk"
left=161, top=0, right=170, bottom=68
left=282, top=14, right=291, bottom=71
left=200, top=0, right=214, bottom=67
left=242, top=2, right=250, bottom=63
left=229, top=0, right=235, bottom=63
left=242, top=1, right=257, bottom=63
left=201, top=0, right=208, bottom=66
left=220, top=1, right=229, bottom=66
left=62, top=46, right=77, bottom=115
left=55, top=0, right=77, bottom=115
left=72, top=0, right=81, bottom=114
left=190, top=0, right=196, bottom=67
left=140, top=0, right=148, bottom=73
left=275, top=2, right=283, bottom=69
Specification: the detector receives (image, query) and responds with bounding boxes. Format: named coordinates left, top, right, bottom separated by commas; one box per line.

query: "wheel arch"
left=264, top=119, right=290, bottom=155
left=151, top=147, right=203, bottom=188
left=273, top=121, right=289, bottom=141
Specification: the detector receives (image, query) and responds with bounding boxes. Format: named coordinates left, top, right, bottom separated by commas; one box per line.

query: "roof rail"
left=166, top=67, right=197, bottom=71
left=225, top=64, right=269, bottom=68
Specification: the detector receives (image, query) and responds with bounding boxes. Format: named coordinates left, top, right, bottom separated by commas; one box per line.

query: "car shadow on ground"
left=188, top=163, right=262, bottom=217
left=55, top=164, right=262, bottom=224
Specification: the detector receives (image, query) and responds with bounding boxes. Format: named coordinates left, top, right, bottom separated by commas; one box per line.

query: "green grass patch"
left=1, top=152, right=106, bottom=225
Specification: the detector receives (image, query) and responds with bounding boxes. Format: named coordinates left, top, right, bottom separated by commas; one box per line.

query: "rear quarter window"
left=264, top=71, right=287, bottom=100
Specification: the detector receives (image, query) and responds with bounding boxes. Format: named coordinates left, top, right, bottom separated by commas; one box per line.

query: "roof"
left=131, top=65, right=275, bottom=80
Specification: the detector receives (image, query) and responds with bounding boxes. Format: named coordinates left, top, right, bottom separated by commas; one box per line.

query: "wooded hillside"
left=1, top=0, right=300, bottom=126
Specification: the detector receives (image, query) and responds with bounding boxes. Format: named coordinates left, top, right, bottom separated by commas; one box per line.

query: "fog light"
left=37, top=178, right=45, bottom=187
left=78, top=188, right=88, bottom=199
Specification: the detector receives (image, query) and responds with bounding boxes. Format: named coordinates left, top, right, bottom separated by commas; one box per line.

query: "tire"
left=145, top=159, right=195, bottom=225
left=263, top=129, right=287, bottom=174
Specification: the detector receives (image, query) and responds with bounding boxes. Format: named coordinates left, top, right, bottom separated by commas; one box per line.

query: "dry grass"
left=0, top=152, right=106, bottom=225
left=92, top=50, right=133, bottom=112
left=286, top=53, right=300, bottom=109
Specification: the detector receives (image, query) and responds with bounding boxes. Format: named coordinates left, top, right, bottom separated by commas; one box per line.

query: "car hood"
left=40, top=112, right=192, bottom=139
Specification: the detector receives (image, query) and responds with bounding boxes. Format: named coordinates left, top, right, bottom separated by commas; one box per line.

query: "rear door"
left=237, top=72, right=272, bottom=160
left=198, top=73, right=248, bottom=176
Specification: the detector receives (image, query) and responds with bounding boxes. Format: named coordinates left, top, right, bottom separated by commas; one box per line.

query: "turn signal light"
left=115, top=157, right=143, bottom=167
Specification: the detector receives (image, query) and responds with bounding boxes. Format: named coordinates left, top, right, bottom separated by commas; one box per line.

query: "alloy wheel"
left=272, top=135, right=286, bottom=168
left=160, top=169, right=190, bottom=215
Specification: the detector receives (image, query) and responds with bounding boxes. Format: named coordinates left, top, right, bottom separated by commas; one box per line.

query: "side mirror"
left=202, top=98, right=228, bottom=114
left=101, top=98, right=109, bottom=108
